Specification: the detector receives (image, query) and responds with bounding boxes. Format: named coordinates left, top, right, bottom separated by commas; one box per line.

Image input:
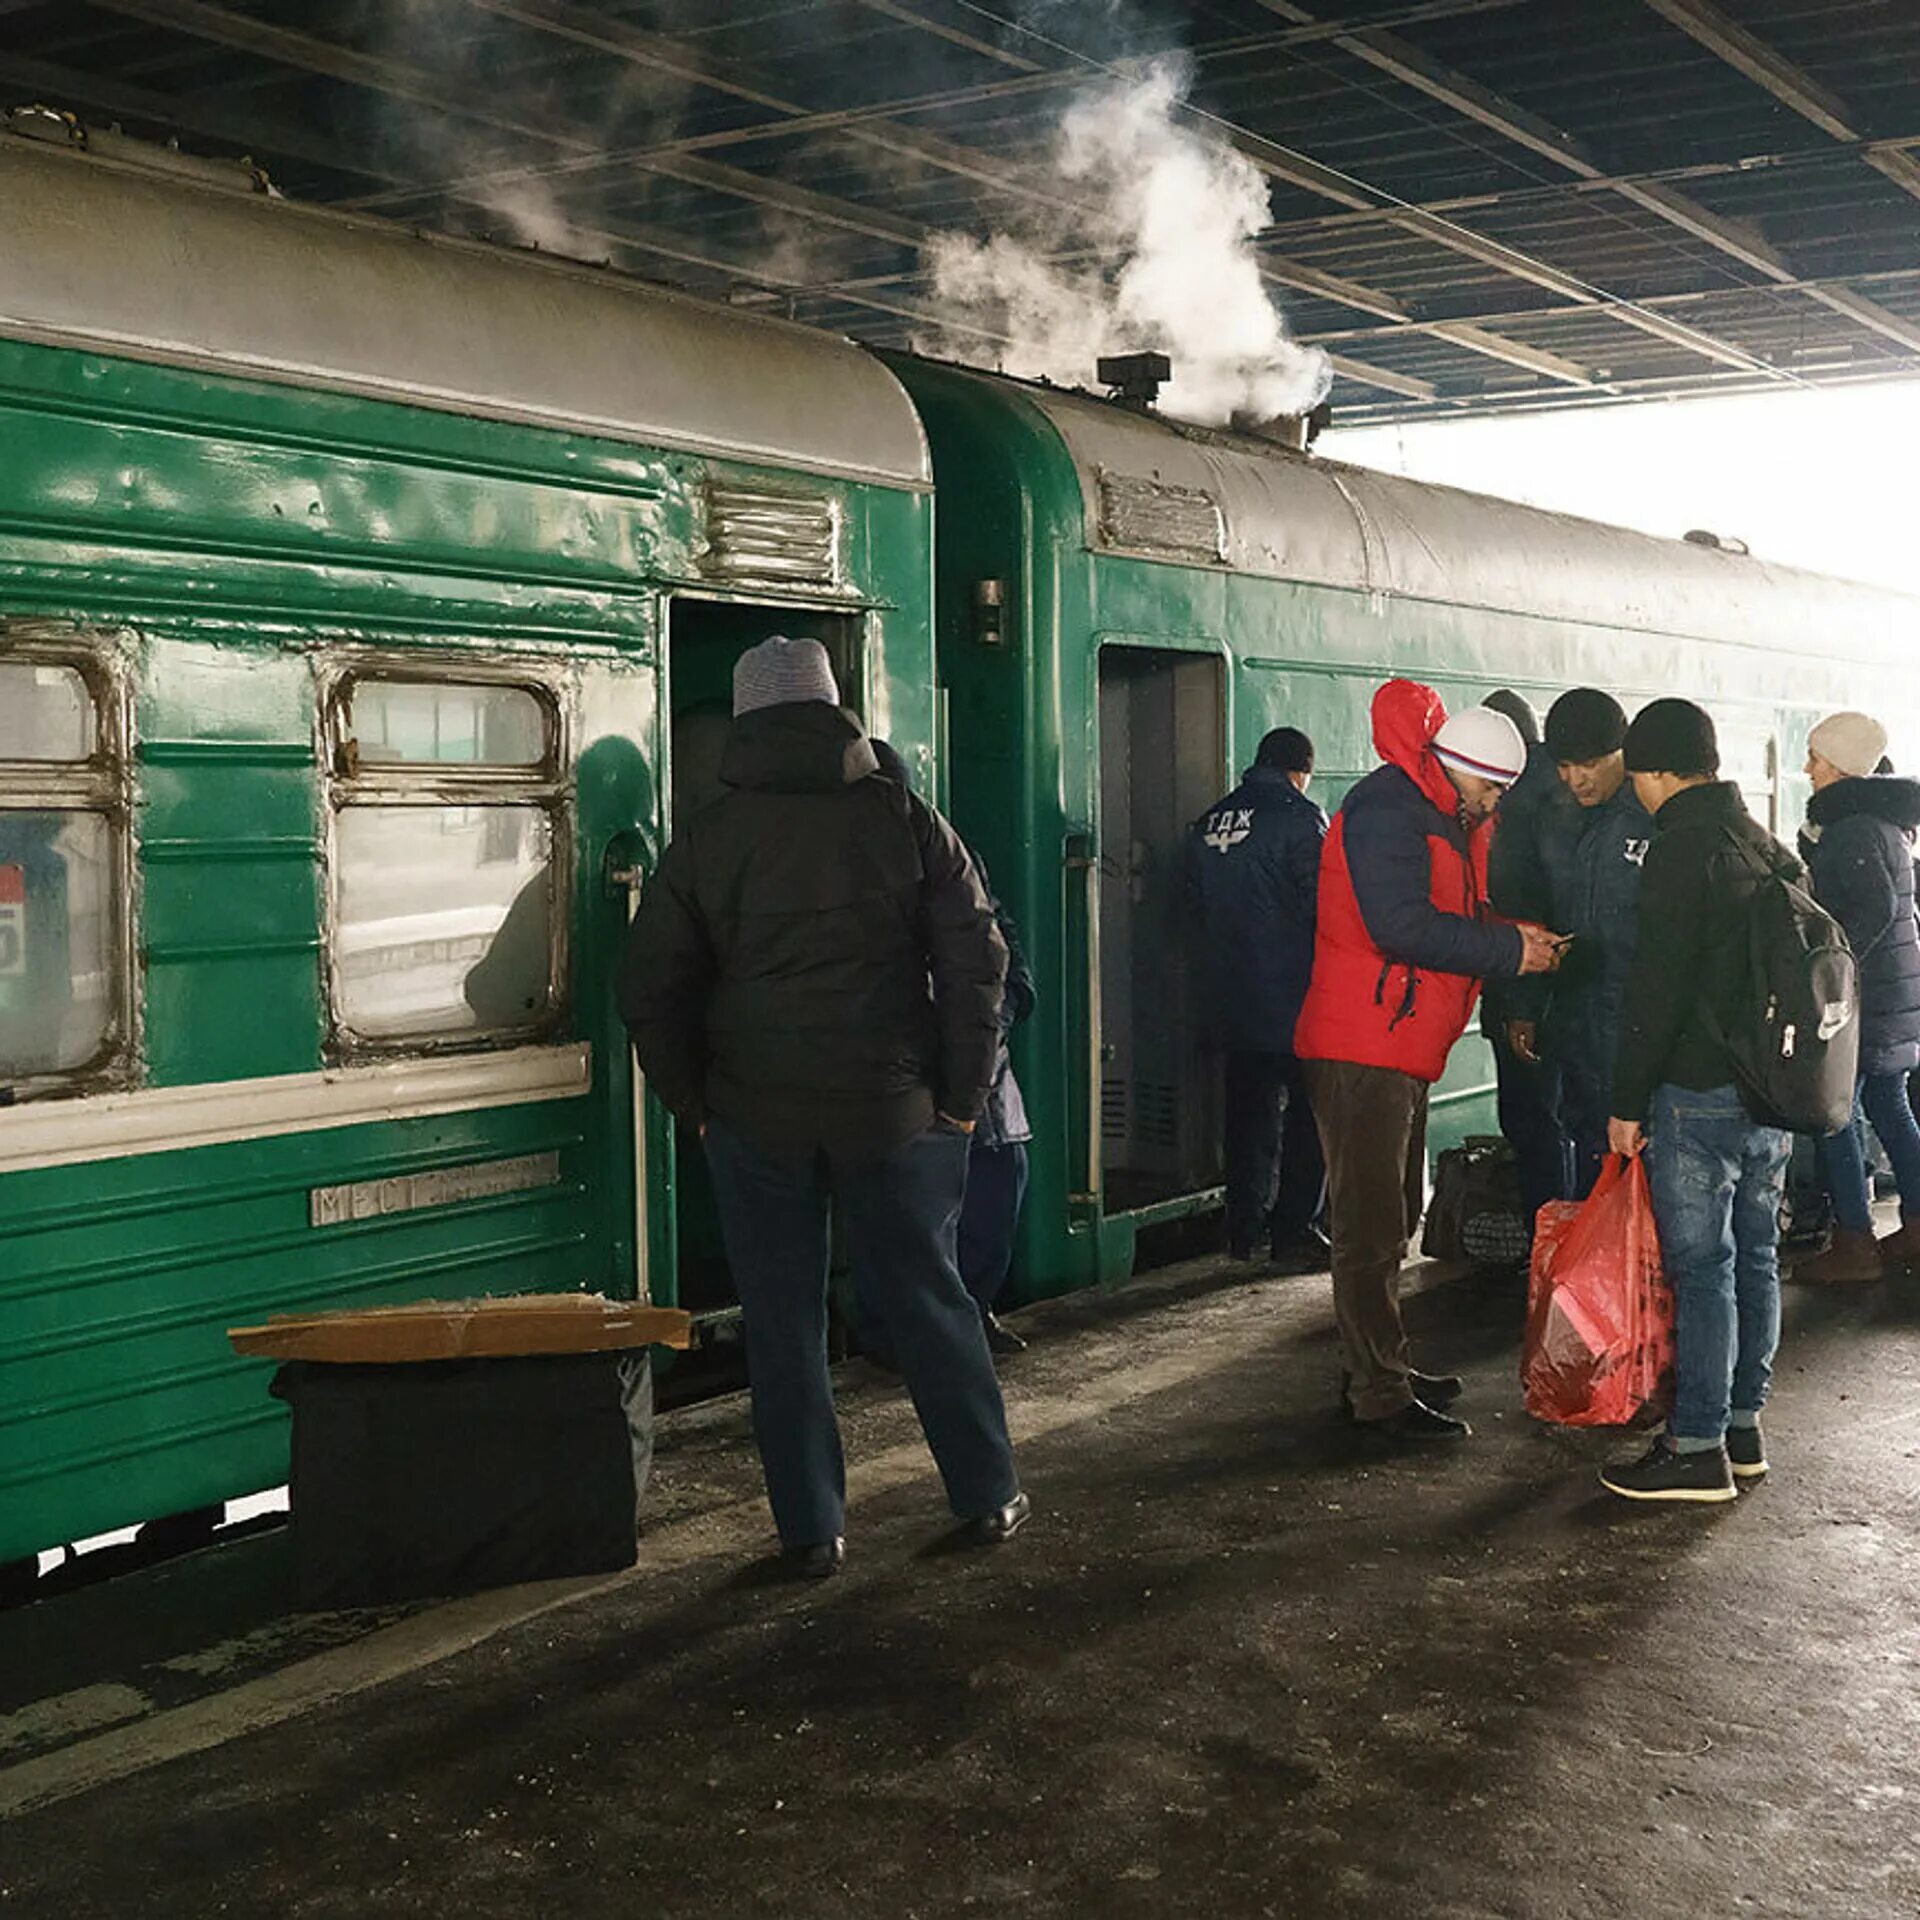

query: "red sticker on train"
left=0, top=864, right=22, bottom=904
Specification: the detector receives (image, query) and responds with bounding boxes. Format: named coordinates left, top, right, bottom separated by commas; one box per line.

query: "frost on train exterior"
left=889, top=354, right=1920, bottom=1301
left=0, top=132, right=936, bottom=1568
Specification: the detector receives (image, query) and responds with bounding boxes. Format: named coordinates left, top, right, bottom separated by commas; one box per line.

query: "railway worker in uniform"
left=1295, top=682, right=1564, bottom=1441
left=1184, top=725, right=1329, bottom=1273
left=619, top=637, right=1028, bottom=1577
left=1536, top=688, right=1654, bottom=1200
left=867, top=739, right=1037, bottom=1356
left=1479, top=690, right=1579, bottom=1229
left=1792, top=711, right=1920, bottom=1284
left=1603, top=699, right=1796, bottom=1503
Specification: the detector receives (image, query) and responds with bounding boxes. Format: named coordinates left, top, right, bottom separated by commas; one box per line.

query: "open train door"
left=1088, top=643, right=1228, bottom=1226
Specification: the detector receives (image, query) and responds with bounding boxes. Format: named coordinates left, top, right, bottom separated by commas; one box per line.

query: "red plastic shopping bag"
left=1522, top=1154, right=1674, bottom=1427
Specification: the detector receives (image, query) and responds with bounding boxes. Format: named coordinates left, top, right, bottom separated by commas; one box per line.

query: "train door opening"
left=661, top=598, right=862, bottom=1317
left=1095, top=647, right=1226, bottom=1214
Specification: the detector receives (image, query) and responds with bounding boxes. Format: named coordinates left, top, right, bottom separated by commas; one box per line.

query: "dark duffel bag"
left=1422, top=1134, right=1530, bottom=1268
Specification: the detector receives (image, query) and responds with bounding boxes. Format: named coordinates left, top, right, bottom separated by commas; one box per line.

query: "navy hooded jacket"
left=1185, top=764, right=1328, bottom=1054
left=1799, top=774, right=1920, bottom=1075
left=1544, top=781, right=1654, bottom=1089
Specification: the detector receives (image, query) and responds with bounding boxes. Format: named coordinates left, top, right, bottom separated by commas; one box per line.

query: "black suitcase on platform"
left=272, top=1352, right=648, bottom=1609
left=1421, top=1135, right=1530, bottom=1268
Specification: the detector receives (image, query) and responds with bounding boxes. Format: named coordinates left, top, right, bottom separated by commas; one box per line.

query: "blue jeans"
left=1647, top=1084, right=1791, bottom=1447
left=1815, top=1069, right=1920, bottom=1233
left=703, top=1117, right=1020, bottom=1547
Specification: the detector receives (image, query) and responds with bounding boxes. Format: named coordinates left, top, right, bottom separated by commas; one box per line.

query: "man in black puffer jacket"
left=620, top=638, right=1024, bottom=1577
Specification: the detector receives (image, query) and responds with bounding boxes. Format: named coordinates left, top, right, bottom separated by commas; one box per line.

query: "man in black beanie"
left=1186, top=725, right=1329, bottom=1271
left=1537, top=688, right=1654, bottom=1196
left=622, top=638, right=1027, bottom=1573
left=1601, top=698, right=1799, bottom=1504
left=1479, top=690, right=1580, bottom=1229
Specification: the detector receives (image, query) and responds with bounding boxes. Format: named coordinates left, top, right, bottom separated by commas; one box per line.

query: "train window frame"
left=0, top=628, right=137, bottom=1102
left=320, top=658, right=572, bottom=1058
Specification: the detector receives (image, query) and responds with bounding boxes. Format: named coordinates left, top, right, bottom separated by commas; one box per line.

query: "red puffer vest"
left=1294, top=680, right=1498, bottom=1083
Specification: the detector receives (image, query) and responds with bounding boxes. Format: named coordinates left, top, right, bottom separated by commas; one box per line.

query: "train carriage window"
left=325, top=669, right=567, bottom=1048
left=0, top=647, right=129, bottom=1095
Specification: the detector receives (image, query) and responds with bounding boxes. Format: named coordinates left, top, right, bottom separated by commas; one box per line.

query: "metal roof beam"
left=1641, top=0, right=1920, bottom=205
left=1261, top=1, right=1920, bottom=374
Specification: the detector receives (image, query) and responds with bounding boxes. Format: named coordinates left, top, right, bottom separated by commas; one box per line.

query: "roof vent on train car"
left=3, top=105, right=279, bottom=195
left=1098, top=352, right=1172, bottom=412
left=698, top=481, right=842, bottom=589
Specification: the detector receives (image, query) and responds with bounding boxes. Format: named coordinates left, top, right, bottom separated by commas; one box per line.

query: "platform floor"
left=2, top=1249, right=1918, bottom=1919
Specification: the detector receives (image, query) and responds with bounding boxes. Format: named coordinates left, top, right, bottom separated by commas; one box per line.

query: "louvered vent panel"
left=700, top=482, right=840, bottom=587
left=1096, top=469, right=1226, bottom=564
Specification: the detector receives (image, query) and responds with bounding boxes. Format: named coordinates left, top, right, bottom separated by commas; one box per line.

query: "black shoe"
left=1340, top=1369, right=1464, bottom=1414
left=1268, top=1229, right=1331, bottom=1276
left=982, top=1312, right=1028, bottom=1356
left=782, top=1537, right=846, bottom=1579
left=1358, top=1400, right=1471, bottom=1443
left=1726, top=1423, right=1768, bottom=1482
left=1599, top=1440, right=1736, bottom=1504
left=967, top=1491, right=1032, bottom=1544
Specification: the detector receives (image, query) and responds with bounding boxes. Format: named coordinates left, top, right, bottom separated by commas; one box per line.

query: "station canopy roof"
left=3, top=0, right=1918, bottom=426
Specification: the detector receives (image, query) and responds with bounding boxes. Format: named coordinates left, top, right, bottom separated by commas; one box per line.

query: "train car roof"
left=962, top=371, right=1918, bottom=660
left=0, top=135, right=931, bottom=492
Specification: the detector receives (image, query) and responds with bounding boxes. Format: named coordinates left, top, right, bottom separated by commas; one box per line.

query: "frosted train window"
left=0, top=662, right=97, bottom=762
left=345, top=679, right=548, bottom=769
left=324, top=665, right=567, bottom=1050
left=0, top=645, right=128, bottom=1096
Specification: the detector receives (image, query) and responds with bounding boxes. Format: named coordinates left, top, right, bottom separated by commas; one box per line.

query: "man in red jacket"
left=1296, top=680, right=1564, bottom=1440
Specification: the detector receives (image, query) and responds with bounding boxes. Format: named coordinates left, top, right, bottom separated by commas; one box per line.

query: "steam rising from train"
left=913, top=55, right=1332, bottom=430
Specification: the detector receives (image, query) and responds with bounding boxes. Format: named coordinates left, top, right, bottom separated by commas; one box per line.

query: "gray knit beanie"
left=732, top=636, right=840, bottom=717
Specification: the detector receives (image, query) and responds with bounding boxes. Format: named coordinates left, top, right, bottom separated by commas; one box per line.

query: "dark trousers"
left=1487, top=1015, right=1571, bottom=1218
left=1223, top=1050, right=1326, bottom=1256
left=957, top=1140, right=1029, bottom=1313
left=703, top=1117, right=1020, bottom=1548
left=1303, top=1059, right=1430, bottom=1420
left=1559, top=1057, right=1611, bottom=1202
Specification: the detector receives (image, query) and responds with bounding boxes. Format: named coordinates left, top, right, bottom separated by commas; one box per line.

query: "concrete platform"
left=2, top=1251, right=1917, bottom=1919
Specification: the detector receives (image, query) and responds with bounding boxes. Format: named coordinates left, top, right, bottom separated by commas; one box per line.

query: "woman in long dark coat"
left=1794, top=712, right=1920, bottom=1283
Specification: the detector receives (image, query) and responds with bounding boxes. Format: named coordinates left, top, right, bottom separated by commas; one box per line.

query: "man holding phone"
left=1532, top=689, right=1654, bottom=1198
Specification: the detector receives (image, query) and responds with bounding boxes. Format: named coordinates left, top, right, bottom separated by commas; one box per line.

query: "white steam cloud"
left=915, top=55, right=1331, bottom=428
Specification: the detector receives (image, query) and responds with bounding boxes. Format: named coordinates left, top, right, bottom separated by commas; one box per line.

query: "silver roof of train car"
left=1020, top=384, right=1918, bottom=660
left=0, top=136, right=930, bottom=491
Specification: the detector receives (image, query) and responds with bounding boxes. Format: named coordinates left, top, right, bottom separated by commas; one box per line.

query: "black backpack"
left=1709, top=834, right=1859, bottom=1133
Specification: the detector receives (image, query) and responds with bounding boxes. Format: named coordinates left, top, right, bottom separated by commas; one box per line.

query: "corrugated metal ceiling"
left=1, top=0, right=1915, bottom=424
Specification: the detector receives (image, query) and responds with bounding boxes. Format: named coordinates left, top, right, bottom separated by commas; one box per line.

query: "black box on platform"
left=271, top=1353, right=647, bottom=1609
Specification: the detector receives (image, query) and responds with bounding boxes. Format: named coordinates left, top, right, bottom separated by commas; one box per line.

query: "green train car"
left=0, top=131, right=936, bottom=1569
left=7, top=123, right=1920, bottom=1572
left=891, top=356, right=1920, bottom=1298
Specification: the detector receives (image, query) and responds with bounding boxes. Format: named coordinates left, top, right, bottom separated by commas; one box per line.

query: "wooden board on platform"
left=228, top=1293, right=693, bottom=1363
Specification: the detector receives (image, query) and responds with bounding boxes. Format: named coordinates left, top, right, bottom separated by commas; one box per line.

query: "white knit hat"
left=732, top=635, right=841, bottom=717
left=1808, top=710, right=1888, bottom=780
left=1432, top=706, right=1527, bottom=786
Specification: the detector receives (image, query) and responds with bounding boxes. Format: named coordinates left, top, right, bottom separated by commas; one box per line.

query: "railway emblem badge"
left=1202, top=808, right=1254, bottom=854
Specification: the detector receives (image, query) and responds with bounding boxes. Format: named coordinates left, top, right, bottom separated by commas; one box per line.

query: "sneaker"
left=1599, top=1439, right=1736, bottom=1504
left=1726, top=1423, right=1768, bottom=1481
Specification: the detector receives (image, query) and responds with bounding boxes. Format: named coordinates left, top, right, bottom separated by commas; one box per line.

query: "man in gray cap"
left=620, top=637, right=1027, bottom=1575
